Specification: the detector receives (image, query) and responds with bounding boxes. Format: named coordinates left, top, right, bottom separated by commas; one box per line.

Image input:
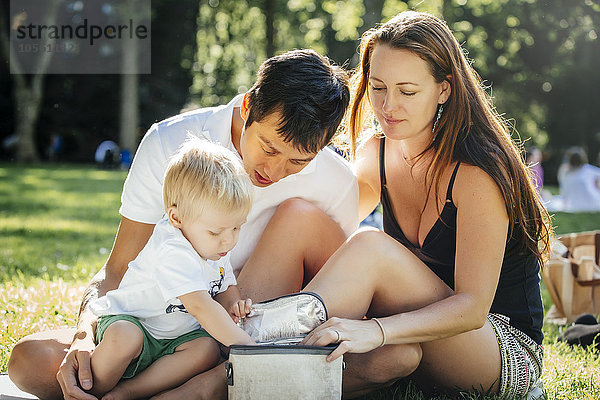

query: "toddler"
left=89, top=139, right=255, bottom=399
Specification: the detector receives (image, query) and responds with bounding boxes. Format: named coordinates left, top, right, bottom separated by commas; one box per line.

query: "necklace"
left=402, top=145, right=433, bottom=168
left=402, top=152, right=420, bottom=167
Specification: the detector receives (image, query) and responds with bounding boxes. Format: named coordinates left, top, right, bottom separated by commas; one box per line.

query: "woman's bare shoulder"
left=355, top=134, right=381, bottom=182
left=452, top=163, right=504, bottom=208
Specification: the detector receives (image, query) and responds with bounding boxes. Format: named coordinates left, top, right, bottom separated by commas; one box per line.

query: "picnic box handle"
left=225, top=362, right=233, bottom=386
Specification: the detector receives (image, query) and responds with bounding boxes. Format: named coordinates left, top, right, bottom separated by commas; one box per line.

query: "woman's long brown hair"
left=348, top=11, right=552, bottom=262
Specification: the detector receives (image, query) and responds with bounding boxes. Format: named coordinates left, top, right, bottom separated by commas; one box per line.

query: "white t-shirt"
left=120, top=95, right=359, bottom=272
left=559, top=164, right=600, bottom=212
left=90, top=218, right=236, bottom=339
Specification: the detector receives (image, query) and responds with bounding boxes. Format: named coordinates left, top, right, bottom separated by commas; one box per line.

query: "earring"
left=373, top=117, right=384, bottom=136
left=432, top=105, right=444, bottom=140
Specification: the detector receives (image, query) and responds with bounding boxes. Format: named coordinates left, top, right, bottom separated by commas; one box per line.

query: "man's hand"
left=56, top=331, right=98, bottom=400
left=229, top=298, right=252, bottom=324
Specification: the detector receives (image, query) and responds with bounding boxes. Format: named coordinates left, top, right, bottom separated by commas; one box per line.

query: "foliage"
left=442, top=0, right=600, bottom=167
left=189, top=0, right=370, bottom=107
left=1, top=0, right=198, bottom=162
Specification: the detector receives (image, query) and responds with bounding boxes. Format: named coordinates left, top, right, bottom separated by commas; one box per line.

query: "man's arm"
left=56, top=217, right=155, bottom=399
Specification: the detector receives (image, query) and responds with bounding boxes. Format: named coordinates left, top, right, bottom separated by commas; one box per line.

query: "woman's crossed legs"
left=304, top=229, right=502, bottom=397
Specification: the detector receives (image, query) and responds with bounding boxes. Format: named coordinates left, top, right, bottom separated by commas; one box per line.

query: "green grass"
left=552, top=212, right=600, bottom=235
left=1, top=164, right=599, bottom=399
left=0, top=164, right=126, bottom=284
left=0, top=163, right=126, bottom=370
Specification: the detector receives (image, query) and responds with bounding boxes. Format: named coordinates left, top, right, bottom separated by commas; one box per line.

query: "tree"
left=190, top=0, right=368, bottom=107
left=441, top=0, right=600, bottom=176
left=115, top=0, right=151, bottom=154
left=0, top=0, right=64, bottom=162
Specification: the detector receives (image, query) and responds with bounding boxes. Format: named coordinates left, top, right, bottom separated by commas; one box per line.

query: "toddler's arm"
left=179, top=290, right=254, bottom=346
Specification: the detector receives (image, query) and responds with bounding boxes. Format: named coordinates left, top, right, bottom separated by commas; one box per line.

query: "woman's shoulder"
left=355, top=134, right=382, bottom=184
left=582, top=163, right=600, bottom=174
left=452, top=162, right=504, bottom=208
left=356, top=132, right=380, bottom=158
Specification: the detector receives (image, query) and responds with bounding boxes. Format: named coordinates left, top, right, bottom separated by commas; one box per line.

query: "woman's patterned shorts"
left=487, top=313, right=544, bottom=397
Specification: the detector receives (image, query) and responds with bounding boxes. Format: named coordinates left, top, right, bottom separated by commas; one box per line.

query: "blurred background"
left=1, top=0, right=599, bottom=185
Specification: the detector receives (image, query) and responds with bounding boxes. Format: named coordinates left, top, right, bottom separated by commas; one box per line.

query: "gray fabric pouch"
left=239, top=291, right=327, bottom=345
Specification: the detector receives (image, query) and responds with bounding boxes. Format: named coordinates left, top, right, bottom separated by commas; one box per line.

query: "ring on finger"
left=333, top=329, right=341, bottom=343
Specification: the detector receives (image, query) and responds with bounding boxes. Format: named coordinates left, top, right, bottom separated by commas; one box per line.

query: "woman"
left=558, top=146, right=600, bottom=212
left=302, top=11, right=551, bottom=398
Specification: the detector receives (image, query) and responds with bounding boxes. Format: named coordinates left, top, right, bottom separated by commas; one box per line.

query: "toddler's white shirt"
left=90, top=218, right=236, bottom=339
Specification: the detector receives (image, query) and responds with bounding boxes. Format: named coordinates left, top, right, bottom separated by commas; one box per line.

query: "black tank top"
left=379, top=138, right=543, bottom=344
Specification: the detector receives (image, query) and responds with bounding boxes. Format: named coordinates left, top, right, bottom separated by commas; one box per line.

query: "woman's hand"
left=301, top=317, right=385, bottom=361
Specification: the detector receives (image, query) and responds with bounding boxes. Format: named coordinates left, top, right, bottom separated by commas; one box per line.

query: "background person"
left=8, top=49, right=358, bottom=400
left=558, top=146, right=600, bottom=212
left=94, top=140, right=120, bottom=169
left=301, top=11, right=551, bottom=398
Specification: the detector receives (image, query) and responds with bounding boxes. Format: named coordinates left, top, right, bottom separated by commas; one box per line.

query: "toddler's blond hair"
left=163, top=137, right=253, bottom=222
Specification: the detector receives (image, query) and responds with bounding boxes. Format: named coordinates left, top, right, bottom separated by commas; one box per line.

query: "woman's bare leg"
left=7, top=328, right=75, bottom=399
left=304, top=230, right=502, bottom=395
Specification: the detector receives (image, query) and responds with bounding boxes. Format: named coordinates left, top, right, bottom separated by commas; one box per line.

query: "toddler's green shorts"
left=96, top=314, right=212, bottom=378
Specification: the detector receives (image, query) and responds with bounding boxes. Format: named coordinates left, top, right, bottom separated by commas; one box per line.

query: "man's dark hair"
left=246, top=49, right=350, bottom=154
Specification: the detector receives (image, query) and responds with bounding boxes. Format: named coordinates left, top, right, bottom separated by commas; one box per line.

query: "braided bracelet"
left=372, top=317, right=386, bottom=347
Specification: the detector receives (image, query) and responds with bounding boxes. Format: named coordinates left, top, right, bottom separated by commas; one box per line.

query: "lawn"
left=1, top=164, right=599, bottom=399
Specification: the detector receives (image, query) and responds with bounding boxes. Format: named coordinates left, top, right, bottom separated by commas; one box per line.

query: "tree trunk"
left=120, top=38, right=139, bottom=153
left=14, top=79, right=43, bottom=162
left=117, top=0, right=149, bottom=154
left=0, top=0, right=64, bottom=162
left=264, top=0, right=275, bottom=58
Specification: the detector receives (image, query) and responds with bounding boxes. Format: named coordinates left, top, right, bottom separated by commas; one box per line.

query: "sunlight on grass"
left=0, top=279, right=86, bottom=371
left=0, top=164, right=125, bottom=283
left=543, top=340, right=600, bottom=398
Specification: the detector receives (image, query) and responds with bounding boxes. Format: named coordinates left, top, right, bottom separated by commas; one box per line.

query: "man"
left=8, top=49, right=358, bottom=400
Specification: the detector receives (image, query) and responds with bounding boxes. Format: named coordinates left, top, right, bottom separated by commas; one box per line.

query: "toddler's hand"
left=230, top=298, right=252, bottom=323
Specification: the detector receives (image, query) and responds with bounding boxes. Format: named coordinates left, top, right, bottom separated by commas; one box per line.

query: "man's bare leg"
left=151, top=199, right=348, bottom=400
left=8, top=328, right=75, bottom=399
left=150, top=360, right=228, bottom=400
